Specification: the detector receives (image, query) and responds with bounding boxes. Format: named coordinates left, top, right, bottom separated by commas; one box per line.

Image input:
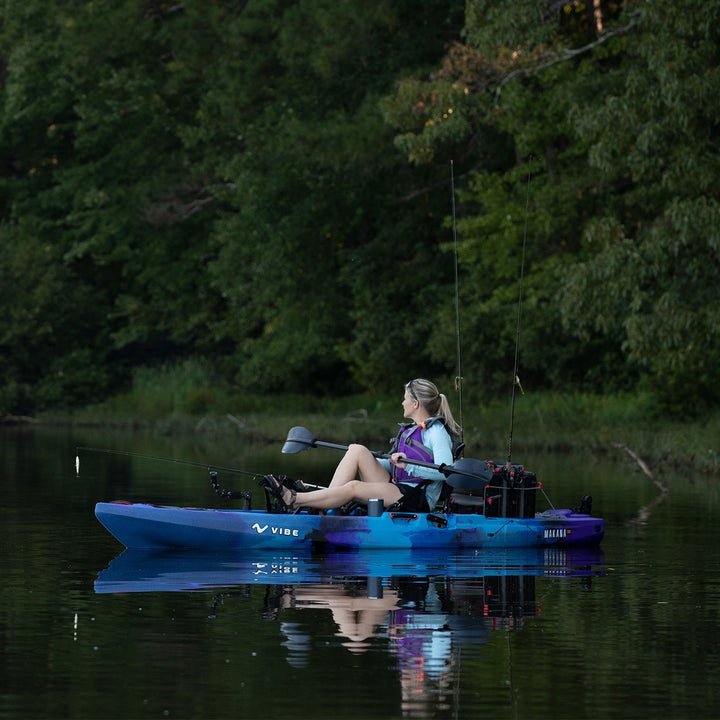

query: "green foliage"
left=561, top=197, right=720, bottom=411
left=194, top=0, right=466, bottom=393
left=1, top=0, right=718, bottom=418
left=382, top=0, right=720, bottom=412
left=0, top=0, right=465, bottom=413
left=128, top=358, right=223, bottom=417
left=558, top=0, right=720, bottom=411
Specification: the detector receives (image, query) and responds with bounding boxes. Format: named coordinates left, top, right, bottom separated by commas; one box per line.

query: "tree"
left=382, top=0, right=720, bottom=411
left=0, top=1, right=217, bottom=408
left=187, top=0, right=467, bottom=392
left=561, top=0, right=720, bottom=411
left=0, top=0, right=468, bottom=411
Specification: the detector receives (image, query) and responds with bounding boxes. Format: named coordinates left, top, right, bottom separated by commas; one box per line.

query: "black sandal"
left=278, top=474, right=312, bottom=493
left=260, top=474, right=297, bottom=513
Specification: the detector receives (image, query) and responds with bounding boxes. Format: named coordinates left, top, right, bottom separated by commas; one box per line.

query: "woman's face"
left=402, top=387, right=419, bottom=418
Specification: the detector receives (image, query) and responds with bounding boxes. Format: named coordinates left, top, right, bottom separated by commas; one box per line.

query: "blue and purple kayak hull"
left=95, top=501, right=604, bottom=550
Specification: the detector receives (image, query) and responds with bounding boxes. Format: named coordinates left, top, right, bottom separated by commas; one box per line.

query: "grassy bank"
left=36, top=359, right=720, bottom=477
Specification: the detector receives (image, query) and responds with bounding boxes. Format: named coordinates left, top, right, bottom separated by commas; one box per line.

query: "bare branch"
left=495, top=19, right=638, bottom=102
left=144, top=183, right=235, bottom=226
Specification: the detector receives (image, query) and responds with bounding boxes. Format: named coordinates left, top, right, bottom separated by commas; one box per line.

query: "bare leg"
left=291, top=479, right=402, bottom=511
left=292, top=585, right=400, bottom=649
left=328, top=444, right=391, bottom=488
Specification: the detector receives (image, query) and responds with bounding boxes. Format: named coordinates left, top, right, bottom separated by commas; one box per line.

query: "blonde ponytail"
left=406, top=378, right=461, bottom=437
left=437, top=393, right=461, bottom=437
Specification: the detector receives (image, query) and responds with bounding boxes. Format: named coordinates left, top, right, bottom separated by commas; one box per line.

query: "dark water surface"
left=2, top=426, right=719, bottom=719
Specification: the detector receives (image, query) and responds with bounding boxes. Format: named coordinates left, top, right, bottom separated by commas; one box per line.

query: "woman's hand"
left=389, top=452, right=408, bottom=469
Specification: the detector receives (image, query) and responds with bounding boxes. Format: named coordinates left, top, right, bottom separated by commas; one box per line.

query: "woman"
left=266, top=379, right=461, bottom=513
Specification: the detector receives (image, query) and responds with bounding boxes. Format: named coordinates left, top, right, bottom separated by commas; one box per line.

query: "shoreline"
left=5, top=400, right=719, bottom=480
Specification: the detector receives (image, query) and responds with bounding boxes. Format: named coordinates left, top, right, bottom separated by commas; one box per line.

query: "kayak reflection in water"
left=265, top=379, right=461, bottom=513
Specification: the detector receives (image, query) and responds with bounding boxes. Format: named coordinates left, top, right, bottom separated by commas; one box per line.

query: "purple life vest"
left=390, top=416, right=445, bottom=484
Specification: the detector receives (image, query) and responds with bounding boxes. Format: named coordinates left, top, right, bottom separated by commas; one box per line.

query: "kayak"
left=93, top=427, right=605, bottom=551
left=94, top=500, right=604, bottom=550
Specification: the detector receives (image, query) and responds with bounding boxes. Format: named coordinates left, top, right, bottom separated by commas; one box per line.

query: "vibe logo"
left=271, top=527, right=299, bottom=537
left=251, top=562, right=299, bottom=576
left=251, top=522, right=299, bottom=537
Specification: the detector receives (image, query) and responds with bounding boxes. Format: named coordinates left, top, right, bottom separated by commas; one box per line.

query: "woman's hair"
left=406, top=378, right=461, bottom=436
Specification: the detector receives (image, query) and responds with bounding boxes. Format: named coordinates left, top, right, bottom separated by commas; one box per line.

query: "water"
left=2, top=425, right=720, bottom=719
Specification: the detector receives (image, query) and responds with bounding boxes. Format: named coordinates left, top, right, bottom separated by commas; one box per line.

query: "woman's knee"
left=346, top=444, right=376, bottom=467
left=346, top=479, right=364, bottom=494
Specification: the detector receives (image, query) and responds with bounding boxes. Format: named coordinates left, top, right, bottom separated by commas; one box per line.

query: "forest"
left=1, top=0, right=719, bottom=417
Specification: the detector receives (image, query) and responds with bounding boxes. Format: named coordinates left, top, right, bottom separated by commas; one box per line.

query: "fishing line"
left=75, top=446, right=262, bottom=478
left=451, top=160, right=464, bottom=444
left=507, top=162, right=532, bottom=468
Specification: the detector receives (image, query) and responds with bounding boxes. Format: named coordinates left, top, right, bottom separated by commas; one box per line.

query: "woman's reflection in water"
left=270, top=575, right=511, bottom=717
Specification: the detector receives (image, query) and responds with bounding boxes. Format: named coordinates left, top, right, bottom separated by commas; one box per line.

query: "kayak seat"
left=433, top=442, right=466, bottom=511
left=447, top=490, right=485, bottom=515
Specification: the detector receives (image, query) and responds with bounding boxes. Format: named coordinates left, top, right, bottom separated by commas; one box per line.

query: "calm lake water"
left=2, top=425, right=720, bottom=719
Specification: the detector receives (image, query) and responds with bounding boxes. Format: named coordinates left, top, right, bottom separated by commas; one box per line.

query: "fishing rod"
left=74, top=446, right=262, bottom=479
left=506, top=164, right=531, bottom=469
left=451, top=160, right=464, bottom=445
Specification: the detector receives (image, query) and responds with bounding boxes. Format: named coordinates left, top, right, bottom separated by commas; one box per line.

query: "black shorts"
left=393, top=482, right=431, bottom=513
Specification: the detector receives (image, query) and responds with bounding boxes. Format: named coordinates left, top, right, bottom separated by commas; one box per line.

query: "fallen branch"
left=612, top=442, right=669, bottom=524
left=0, top=414, right=38, bottom=425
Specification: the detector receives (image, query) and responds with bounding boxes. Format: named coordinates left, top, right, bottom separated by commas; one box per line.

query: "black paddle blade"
left=281, top=426, right=317, bottom=454
left=444, top=458, right=495, bottom=490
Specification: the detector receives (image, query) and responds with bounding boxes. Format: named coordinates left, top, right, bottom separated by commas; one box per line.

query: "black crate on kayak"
left=514, top=470, right=537, bottom=518
left=483, top=463, right=538, bottom=519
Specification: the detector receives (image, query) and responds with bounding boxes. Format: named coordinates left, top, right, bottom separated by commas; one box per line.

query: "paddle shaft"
left=311, top=439, right=449, bottom=472
left=311, top=439, right=461, bottom=477
left=284, top=426, right=494, bottom=485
